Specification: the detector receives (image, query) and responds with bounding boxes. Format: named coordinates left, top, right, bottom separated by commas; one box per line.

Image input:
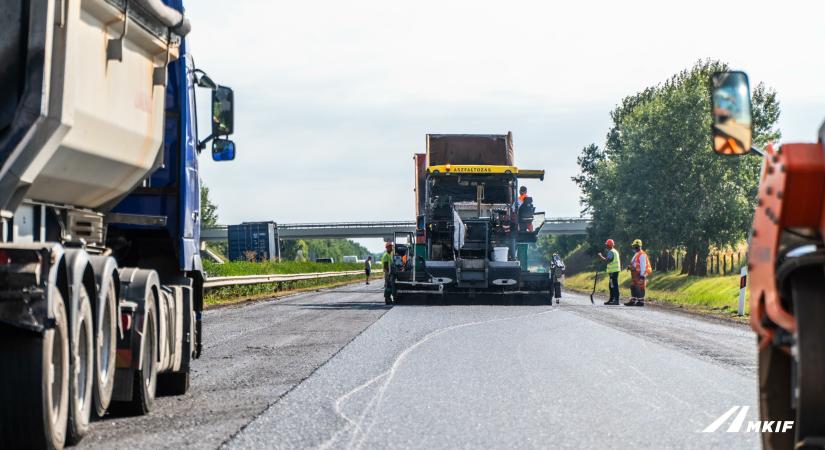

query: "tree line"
left=573, top=60, right=781, bottom=276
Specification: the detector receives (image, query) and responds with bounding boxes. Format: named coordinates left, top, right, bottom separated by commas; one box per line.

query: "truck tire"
left=129, top=294, right=158, bottom=415
left=758, top=338, right=794, bottom=450
left=67, top=284, right=94, bottom=444
left=790, top=266, right=825, bottom=447
left=93, top=278, right=117, bottom=417
left=0, top=287, right=70, bottom=449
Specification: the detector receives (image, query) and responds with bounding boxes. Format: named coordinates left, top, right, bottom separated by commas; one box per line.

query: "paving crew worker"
left=518, top=185, right=528, bottom=205
left=364, top=256, right=372, bottom=285
left=625, top=239, right=651, bottom=307
left=382, top=242, right=394, bottom=304
left=517, top=186, right=535, bottom=232
left=598, top=239, right=621, bottom=305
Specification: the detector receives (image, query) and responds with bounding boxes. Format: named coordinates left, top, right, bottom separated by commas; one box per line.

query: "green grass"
left=203, top=259, right=374, bottom=277
left=202, top=259, right=377, bottom=307
left=565, top=270, right=749, bottom=316
left=204, top=274, right=368, bottom=306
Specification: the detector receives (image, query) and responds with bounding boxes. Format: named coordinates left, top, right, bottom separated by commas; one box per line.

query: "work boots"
left=604, top=299, right=619, bottom=306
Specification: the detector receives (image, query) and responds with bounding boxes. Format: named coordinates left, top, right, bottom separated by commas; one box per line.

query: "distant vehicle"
left=316, top=258, right=335, bottom=263
left=342, top=255, right=358, bottom=263
left=388, top=133, right=552, bottom=304
left=0, top=1, right=235, bottom=447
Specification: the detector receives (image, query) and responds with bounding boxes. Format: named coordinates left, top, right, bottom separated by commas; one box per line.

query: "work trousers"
left=608, top=272, right=620, bottom=302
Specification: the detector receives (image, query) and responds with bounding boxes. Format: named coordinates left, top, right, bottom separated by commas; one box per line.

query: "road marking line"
left=320, top=307, right=558, bottom=450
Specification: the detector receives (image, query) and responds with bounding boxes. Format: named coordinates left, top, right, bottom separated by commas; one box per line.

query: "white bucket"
left=492, top=247, right=509, bottom=262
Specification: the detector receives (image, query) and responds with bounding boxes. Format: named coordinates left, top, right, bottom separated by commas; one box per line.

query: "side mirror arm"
left=750, top=146, right=765, bottom=157
left=197, top=133, right=216, bottom=153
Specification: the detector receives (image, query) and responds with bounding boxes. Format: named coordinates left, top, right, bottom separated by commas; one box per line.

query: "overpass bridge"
left=201, top=218, right=590, bottom=242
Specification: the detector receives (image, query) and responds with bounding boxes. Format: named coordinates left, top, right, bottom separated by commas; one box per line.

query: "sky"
left=187, top=1, right=825, bottom=252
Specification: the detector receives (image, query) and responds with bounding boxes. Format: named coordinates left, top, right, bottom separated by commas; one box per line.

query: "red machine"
left=711, top=72, right=825, bottom=450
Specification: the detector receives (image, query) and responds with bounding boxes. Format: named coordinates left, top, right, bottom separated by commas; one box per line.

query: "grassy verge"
left=204, top=274, right=369, bottom=307
left=202, top=259, right=376, bottom=307
left=565, top=270, right=749, bottom=319
left=204, top=259, right=373, bottom=276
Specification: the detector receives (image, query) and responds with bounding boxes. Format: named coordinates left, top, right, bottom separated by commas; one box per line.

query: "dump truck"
left=0, top=1, right=235, bottom=448
left=710, top=72, right=824, bottom=450
left=386, top=133, right=552, bottom=303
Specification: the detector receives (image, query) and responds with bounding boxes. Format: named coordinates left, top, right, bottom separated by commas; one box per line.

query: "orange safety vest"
left=519, top=193, right=527, bottom=203
left=630, top=250, right=652, bottom=285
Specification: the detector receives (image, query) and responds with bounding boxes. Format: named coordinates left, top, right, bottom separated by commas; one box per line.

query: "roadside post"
left=738, top=266, right=747, bottom=316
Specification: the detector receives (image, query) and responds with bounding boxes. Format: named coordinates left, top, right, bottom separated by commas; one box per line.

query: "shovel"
left=589, top=271, right=598, bottom=305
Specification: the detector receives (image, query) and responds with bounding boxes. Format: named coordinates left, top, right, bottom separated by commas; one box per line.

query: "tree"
left=573, top=60, right=781, bottom=275
left=200, top=183, right=219, bottom=227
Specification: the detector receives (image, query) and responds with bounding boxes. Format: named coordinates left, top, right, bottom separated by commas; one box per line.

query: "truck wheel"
left=67, top=284, right=94, bottom=444
left=157, top=371, right=190, bottom=396
left=130, top=295, right=158, bottom=415
left=758, top=338, right=794, bottom=450
left=0, top=287, right=70, bottom=449
left=93, top=279, right=117, bottom=417
left=791, top=266, right=825, bottom=447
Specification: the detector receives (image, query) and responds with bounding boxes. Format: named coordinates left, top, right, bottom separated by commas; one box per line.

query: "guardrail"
left=203, top=270, right=363, bottom=290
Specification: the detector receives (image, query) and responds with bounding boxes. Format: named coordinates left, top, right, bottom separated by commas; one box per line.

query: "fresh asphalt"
left=80, top=280, right=760, bottom=449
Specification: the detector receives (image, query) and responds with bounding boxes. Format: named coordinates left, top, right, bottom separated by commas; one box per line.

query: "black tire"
left=0, top=287, right=70, bottom=449
left=791, top=266, right=825, bottom=447
left=67, top=284, right=94, bottom=445
left=132, top=295, right=158, bottom=415
left=758, top=337, right=794, bottom=450
left=157, top=371, right=190, bottom=396
left=93, top=278, right=117, bottom=417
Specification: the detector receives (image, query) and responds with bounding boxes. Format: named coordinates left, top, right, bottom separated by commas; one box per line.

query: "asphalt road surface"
left=80, top=281, right=760, bottom=450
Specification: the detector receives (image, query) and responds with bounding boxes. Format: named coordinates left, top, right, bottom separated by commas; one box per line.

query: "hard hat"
left=605, top=239, right=614, bottom=248
left=385, top=242, right=393, bottom=249
left=632, top=239, right=643, bottom=247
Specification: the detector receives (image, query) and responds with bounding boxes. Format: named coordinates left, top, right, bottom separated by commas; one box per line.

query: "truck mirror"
left=711, top=71, right=752, bottom=155
left=212, top=85, right=234, bottom=136
left=212, top=138, right=236, bottom=161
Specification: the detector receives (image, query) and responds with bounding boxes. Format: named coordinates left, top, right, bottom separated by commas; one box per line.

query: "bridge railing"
left=279, top=221, right=415, bottom=229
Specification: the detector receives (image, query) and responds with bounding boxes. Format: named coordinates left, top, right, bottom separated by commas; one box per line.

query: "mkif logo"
left=702, top=406, right=794, bottom=433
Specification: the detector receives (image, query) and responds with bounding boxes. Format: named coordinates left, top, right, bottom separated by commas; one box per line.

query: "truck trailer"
left=0, top=1, right=235, bottom=448
left=386, top=133, right=552, bottom=304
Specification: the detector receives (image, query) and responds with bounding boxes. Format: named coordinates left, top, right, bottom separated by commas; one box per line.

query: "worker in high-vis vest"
left=626, top=239, right=652, bottom=306
left=598, top=239, right=621, bottom=305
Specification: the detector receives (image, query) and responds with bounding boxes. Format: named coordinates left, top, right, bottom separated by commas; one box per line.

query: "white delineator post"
left=738, top=266, right=748, bottom=316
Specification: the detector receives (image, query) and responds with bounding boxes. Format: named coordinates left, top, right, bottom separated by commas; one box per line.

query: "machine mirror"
left=212, top=139, right=236, bottom=161
left=212, top=85, right=234, bottom=136
left=711, top=71, right=752, bottom=155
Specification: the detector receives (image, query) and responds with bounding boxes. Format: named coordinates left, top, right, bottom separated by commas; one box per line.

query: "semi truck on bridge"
left=0, top=1, right=235, bottom=448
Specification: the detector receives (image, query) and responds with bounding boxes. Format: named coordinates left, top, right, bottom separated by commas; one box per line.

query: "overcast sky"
left=187, top=1, right=825, bottom=252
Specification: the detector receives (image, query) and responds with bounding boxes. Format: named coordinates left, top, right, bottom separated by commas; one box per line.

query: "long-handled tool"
left=589, top=271, right=598, bottom=305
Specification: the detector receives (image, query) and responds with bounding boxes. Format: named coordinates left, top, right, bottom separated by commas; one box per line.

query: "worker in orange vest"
left=625, top=239, right=651, bottom=306
left=518, top=185, right=528, bottom=204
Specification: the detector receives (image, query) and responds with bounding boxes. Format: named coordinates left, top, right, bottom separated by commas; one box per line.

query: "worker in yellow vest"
left=597, top=239, right=621, bottom=305
left=626, top=239, right=652, bottom=306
